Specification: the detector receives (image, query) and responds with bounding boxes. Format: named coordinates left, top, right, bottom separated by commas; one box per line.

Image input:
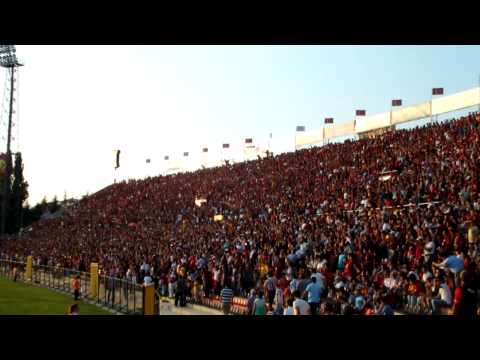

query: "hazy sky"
left=1, top=45, right=480, bottom=206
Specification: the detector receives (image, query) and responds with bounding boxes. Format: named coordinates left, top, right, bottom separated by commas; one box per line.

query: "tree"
left=8, top=152, right=28, bottom=233
left=50, top=195, right=60, bottom=213
left=40, top=196, right=48, bottom=214
left=25, top=202, right=43, bottom=227
left=0, top=152, right=13, bottom=235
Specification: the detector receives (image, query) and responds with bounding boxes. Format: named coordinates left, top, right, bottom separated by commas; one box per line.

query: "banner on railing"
left=431, top=87, right=480, bottom=115
left=325, top=121, right=355, bottom=140
left=391, top=101, right=432, bottom=125
left=302, top=86, right=480, bottom=146
left=295, top=128, right=324, bottom=148
left=355, top=112, right=391, bottom=133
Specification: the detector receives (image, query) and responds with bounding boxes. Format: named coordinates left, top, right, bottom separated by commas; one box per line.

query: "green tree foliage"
left=9, top=152, right=29, bottom=233
left=50, top=195, right=60, bottom=213
left=2, top=153, right=79, bottom=235
left=0, top=152, right=13, bottom=234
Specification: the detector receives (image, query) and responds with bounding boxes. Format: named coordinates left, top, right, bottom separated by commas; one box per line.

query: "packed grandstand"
left=1, top=112, right=479, bottom=315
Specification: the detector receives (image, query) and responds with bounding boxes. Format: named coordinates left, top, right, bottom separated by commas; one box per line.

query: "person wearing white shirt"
left=293, top=291, right=311, bottom=315
left=424, top=240, right=435, bottom=262
left=422, top=271, right=433, bottom=283
left=312, top=269, right=326, bottom=292
left=273, top=287, right=284, bottom=315
left=430, top=276, right=452, bottom=314
left=382, top=223, right=391, bottom=233
left=285, top=266, right=293, bottom=282
left=383, top=271, right=398, bottom=290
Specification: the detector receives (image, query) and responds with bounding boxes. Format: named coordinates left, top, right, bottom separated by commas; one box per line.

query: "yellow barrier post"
left=90, top=263, right=98, bottom=298
left=26, top=256, right=33, bottom=282
left=143, top=284, right=155, bottom=315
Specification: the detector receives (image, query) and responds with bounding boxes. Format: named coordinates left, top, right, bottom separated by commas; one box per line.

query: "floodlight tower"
left=0, top=45, right=23, bottom=236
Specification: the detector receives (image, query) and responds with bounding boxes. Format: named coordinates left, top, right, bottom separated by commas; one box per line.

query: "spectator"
left=451, top=271, right=478, bottom=316
left=220, top=281, right=234, bottom=315
left=293, top=290, right=310, bottom=315
left=376, top=296, right=394, bottom=316
left=143, top=272, right=153, bottom=286
left=106, top=273, right=116, bottom=306
left=246, top=289, right=256, bottom=315
left=273, top=284, right=285, bottom=315
left=252, top=290, right=267, bottom=316
left=69, top=303, right=79, bottom=315
left=305, top=276, right=322, bottom=315
left=175, top=276, right=186, bottom=307
left=168, top=272, right=176, bottom=299
left=430, top=276, right=452, bottom=315
left=72, top=275, right=81, bottom=301
left=433, top=251, right=465, bottom=287
left=263, top=271, right=277, bottom=312
left=406, top=274, right=420, bottom=313
left=284, top=297, right=294, bottom=315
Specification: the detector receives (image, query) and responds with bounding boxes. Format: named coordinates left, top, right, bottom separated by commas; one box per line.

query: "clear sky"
left=1, top=45, right=480, bottom=206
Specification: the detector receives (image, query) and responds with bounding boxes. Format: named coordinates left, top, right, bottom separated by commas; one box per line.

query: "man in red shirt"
left=72, top=275, right=81, bottom=301
left=276, top=273, right=289, bottom=292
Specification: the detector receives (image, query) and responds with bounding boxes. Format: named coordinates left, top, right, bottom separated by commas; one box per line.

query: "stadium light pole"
left=0, top=45, right=23, bottom=237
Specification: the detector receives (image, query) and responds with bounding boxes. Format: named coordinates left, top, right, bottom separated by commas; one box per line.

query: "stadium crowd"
left=1, top=113, right=480, bottom=315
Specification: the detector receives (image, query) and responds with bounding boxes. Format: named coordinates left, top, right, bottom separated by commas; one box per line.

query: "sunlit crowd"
left=1, top=113, right=479, bottom=315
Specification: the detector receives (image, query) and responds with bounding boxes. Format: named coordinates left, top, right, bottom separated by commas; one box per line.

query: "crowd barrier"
left=0, top=258, right=148, bottom=315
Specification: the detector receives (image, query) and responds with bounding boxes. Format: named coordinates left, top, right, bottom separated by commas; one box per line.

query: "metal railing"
left=0, top=259, right=26, bottom=282
left=0, top=258, right=145, bottom=315
left=97, top=274, right=144, bottom=314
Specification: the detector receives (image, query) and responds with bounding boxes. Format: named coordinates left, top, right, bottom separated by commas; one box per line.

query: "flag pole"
left=430, top=89, right=433, bottom=125
left=268, top=133, right=272, bottom=155
left=390, top=101, right=393, bottom=127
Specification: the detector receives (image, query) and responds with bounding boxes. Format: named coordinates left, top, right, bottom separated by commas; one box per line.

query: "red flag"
left=324, top=118, right=334, bottom=124
left=432, top=88, right=444, bottom=95
left=245, top=138, right=253, bottom=144
left=223, top=144, right=229, bottom=149
left=391, top=99, right=402, bottom=107
left=356, top=110, right=366, bottom=116
left=202, top=148, right=208, bottom=153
